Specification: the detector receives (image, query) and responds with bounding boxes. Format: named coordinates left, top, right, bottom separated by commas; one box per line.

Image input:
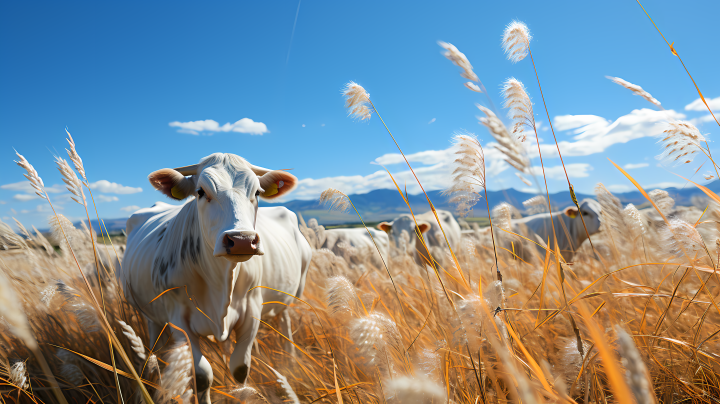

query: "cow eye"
left=197, top=188, right=206, bottom=199
left=255, top=190, right=260, bottom=197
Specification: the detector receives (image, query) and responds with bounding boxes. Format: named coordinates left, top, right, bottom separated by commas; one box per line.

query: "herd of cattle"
left=116, top=154, right=712, bottom=401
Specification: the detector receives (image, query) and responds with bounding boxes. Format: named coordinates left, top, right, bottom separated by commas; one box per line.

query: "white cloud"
left=685, top=96, right=720, bottom=111
left=623, top=163, right=649, bottom=169
left=321, top=123, right=325, bottom=127
left=529, top=163, right=593, bottom=180
left=646, top=182, right=685, bottom=189
left=13, top=194, right=40, bottom=201
left=96, top=195, right=119, bottom=202
left=0, top=200, right=5, bottom=205
left=1, top=181, right=65, bottom=194
left=689, top=114, right=717, bottom=125
left=536, top=109, right=685, bottom=159
left=20, top=204, right=61, bottom=214
left=302, top=124, right=306, bottom=127
left=121, top=205, right=140, bottom=212
left=90, top=180, right=142, bottom=194
left=169, top=118, right=269, bottom=135
left=292, top=146, right=509, bottom=201
left=605, top=184, right=633, bottom=193
left=428, top=118, right=436, bottom=124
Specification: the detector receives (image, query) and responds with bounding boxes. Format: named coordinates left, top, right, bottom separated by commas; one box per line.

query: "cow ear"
left=563, top=206, right=579, bottom=218
left=259, top=170, right=297, bottom=199
left=148, top=169, right=195, bottom=200
left=377, top=222, right=392, bottom=232
left=416, top=221, right=431, bottom=234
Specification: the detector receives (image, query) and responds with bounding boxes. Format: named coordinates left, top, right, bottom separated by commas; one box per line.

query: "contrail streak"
left=286, top=0, right=302, bottom=65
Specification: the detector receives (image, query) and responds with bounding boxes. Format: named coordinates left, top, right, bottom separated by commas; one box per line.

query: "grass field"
left=3, top=14, right=720, bottom=404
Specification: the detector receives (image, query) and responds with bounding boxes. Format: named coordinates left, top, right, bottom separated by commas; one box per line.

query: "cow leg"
left=279, top=309, right=296, bottom=355
left=229, top=292, right=262, bottom=385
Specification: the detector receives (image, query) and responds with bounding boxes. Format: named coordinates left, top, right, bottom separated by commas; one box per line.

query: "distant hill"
left=261, top=180, right=720, bottom=226
left=68, top=181, right=720, bottom=231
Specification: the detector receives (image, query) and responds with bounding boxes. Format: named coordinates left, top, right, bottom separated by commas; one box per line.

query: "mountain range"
left=81, top=181, right=720, bottom=232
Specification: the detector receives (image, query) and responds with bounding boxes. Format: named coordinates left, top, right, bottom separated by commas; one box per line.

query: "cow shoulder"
left=126, top=201, right=176, bottom=236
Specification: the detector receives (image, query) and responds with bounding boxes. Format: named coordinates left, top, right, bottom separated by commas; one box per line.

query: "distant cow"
left=511, top=199, right=602, bottom=260
left=320, top=227, right=389, bottom=269
left=377, top=210, right=462, bottom=267
left=120, top=153, right=311, bottom=403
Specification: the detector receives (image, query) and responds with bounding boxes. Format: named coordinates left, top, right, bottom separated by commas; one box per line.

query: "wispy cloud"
left=96, top=195, right=119, bottom=202
left=1, top=181, right=65, bottom=194
left=623, top=162, right=649, bottom=169
left=90, top=180, right=142, bottom=194
left=428, top=118, right=436, bottom=124
left=120, top=205, right=140, bottom=212
left=685, top=96, right=720, bottom=111
left=13, top=194, right=41, bottom=201
left=537, top=108, right=685, bottom=158
left=169, top=118, right=269, bottom=135
left=529, top=163, right=593, bottom=180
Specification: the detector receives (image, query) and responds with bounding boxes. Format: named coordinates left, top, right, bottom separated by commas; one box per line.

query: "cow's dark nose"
left=222, top=231, right=260, bottom=255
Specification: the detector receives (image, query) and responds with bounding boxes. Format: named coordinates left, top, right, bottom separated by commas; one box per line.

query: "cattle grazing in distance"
left=119, top=153, right=311, bottom=403
left=464, top=199, right=602, bottom=262
left=320, top=227, right=389, bottom=269
left=377, top=209, right=462, bottom=268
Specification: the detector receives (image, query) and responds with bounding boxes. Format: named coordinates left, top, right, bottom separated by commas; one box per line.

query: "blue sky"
left=2, top=1, right=719, bottom=228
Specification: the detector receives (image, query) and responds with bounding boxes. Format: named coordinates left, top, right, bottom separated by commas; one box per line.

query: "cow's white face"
left=377, top=215, right=430, bottom=255
left=564, top=198, right=602, bottom=234
left=148, top=153, right=297, bottom=263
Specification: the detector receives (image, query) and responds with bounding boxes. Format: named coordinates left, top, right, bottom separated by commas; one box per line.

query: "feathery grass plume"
left=325, top=275, right=359, bottom=318
left=656, top=121, right=707, bottom=166
left=40, top=285, right=58, bottom=307
left=445, top=132, right=485, bottom=217
left=32, top=225, right=55, bottom=255
left=648, top=189, right=675, bottom=216
left=342, top=81, right=372, bottom=121
left=615, top=327, right=657, bottom=404
left=416, top=348, right=442, bottom=383
left=387, top=376, right=445, bottom=404
left=464, top=82, right=482, bottom=92
left=502, top=20, right=531, bottom=63
left=12, top=218, right=32, bottom=240
left=0, top=219, right=27, bottom=250
left=320, top=188, right=352, bottom=213
left=438, top=41, right=479, bottom=82
left=477, top=104, right=531, bottom=173
left=55, top=156, right=86, bottom=205
left=65, top=129, right=87, bottom=184
left=0, top=270, right=33, bottom=345
left=155, top=344, right=193, bottom=404
left=595, top=184, right=627, bottom=236
left=492, top=202, right=514, bottom=232
left=623, top=203, right=645, bottom=239
left=10, top=361, right=29, bottom=390
left=350, top=312, right=402, bottom=363
left=606, top=76, right=663, bottom=109
left=147, top=354, right=159, bottom=375
left=263, top=363, right=300, bottom=404
left=502, top=78, right=535, bottom=142
left=57, top=280, right=100, bottom=333
left=523, top=195, right=547, bottom=215
left=14, top=152, right=46, bottom=199
left=230, top=386, right=271, bottom=403
left=118, top=320, right=147, bottom=360
left=516, top=172, right=532, bottom=186
left=661, top=218, right=705, bottom=259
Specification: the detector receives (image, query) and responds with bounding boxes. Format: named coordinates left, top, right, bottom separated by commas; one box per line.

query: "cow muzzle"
left=216, top=230, right=264, bottom=262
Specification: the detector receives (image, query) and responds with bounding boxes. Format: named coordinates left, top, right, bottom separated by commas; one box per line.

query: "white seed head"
left=606, top=76, right=663, bottom=109
left=437, top=41, right=479, bottom=83
left=502, top=78, right=535, bottom=142
left=445, top=132, right=485, bottom=217
left=55, top=156, right=85, bottom=206
left=118, top=320, right=146, bottom=360
left=342, top=81, right=372, bottom=121
left=502, top=20, right=532, bottom=63
left=14, top=152, right=46, bottom=199
left=10, top=361, right=29, bottom=390
left=656, top=121, right=706, bottom=166
left=320, top=188, right=352, bottom=214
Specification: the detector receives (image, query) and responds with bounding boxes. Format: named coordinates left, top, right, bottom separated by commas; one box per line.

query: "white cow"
left=377, top=210, right=462, bottom=267
left=320, top=227, right=389, bottom=269
left=120, top=153, right=311, bottom=403
left=483, top=199, right=601, bottom=261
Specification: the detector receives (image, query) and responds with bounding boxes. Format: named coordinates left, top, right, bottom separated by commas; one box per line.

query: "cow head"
left=563, top=198, right=602, bottom=235
left=148, top=153, right=297, bottom=263
left=377, top=215, right=431, bottom=255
